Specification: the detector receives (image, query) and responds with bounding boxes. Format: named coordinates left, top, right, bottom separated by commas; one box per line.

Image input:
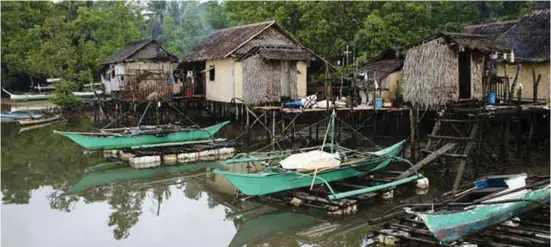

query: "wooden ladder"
left=398, top=105, right=481, bottom=191
left=424, top=107, right=481, bottom=191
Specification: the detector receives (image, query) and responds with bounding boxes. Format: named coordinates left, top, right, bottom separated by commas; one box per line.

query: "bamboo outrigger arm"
left=328, top=174, right=424, bottom=200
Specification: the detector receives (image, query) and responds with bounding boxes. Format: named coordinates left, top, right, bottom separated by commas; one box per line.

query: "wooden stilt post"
left=235, top=104, right=239, bottom=122
left=272, top=110, right=276, bottom=150
left=527, top=113, right=534, bottom=165
left=245, top=106, right=250, bottom=128
left=281, top=113, right=285, bottom=136
left=409, top=105, right=417, bottom=163
left=291, top=119, right=296, bottom=143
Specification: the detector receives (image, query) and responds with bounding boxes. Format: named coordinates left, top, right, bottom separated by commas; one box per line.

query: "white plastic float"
left=129, top=155, right=161, bottom=169
left=177, top=147, right=236, bottom=163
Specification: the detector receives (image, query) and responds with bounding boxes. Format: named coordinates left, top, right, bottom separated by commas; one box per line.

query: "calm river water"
left=1, top=105, right=452, bottom=247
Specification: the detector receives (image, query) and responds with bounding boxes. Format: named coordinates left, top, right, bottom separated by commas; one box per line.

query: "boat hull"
left=55, top=121, right=230, bottom=150
left=3, top=88, right=103, bottom=101
left=215, top=140, right=405, bottom=196
left=0, top=112, right=43, bottom=119
left=411, top=186, right=550, bottom=243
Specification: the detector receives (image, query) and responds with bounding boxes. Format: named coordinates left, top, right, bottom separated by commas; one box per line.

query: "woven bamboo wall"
left=242, top=55, right=287, bottom=105
left=403, top=38, right=459, bottom=109
left=119, top=61, right=175, bottom=101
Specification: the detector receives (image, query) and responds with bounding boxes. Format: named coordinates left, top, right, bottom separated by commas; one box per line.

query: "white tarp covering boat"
left=280, top=150, right=341, bottom=170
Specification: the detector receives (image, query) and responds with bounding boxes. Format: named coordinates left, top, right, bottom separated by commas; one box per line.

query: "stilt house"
left=180, top=21, right=327, bottom=105
left=358, top=48, right=404, bottom=103
left=464, top=2, right=550, bottom=102
left=402, top=32, right=513, bottom=109
left=101, top=39, right=179, bottom=101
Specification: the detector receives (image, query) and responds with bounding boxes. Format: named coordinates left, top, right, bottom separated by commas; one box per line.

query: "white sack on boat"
left=280, top=150, right=341, bottom=170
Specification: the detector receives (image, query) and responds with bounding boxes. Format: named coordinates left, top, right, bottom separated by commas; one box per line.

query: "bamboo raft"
left=241, top=169, right=426, bottom=217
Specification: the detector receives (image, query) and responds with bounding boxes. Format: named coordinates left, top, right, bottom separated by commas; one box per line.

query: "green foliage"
left=1, top=1, right=533, bottom=89
left=1, top=1, right=146, bottom=89
left=51, top=80, right=83, bottom=107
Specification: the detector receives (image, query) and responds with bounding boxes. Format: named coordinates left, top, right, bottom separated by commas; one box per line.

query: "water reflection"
left=1, top=115, right=445, bottom=247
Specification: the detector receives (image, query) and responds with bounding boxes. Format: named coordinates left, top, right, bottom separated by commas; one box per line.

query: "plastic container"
left=487, top=92, right=496, bottom=105
left=375, top=98, right=383, bottom=108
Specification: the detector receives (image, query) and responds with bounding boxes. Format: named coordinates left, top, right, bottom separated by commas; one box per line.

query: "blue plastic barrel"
left=488, top=92, right=496, bottom=105
left=375, top=98, right=383, bottom=108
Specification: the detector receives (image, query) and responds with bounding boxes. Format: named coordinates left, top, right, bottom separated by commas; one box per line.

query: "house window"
left=209, top=66, right=215, bottom=81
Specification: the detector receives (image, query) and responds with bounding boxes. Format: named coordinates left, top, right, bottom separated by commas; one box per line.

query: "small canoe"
left=18, top=115, right=62, bottom=126
left=2, top=88, right=50, bottom=101
left=406, top=174, right=551, bottom=243
left=214, top=140, right=406, bottom=197
left=3, top=87, right=104, bottom=101
left=0, top=111, right=43, bottom=119
left=72, top=90, right=104, bottom=98
left=54, top=121, right=230, bottom=150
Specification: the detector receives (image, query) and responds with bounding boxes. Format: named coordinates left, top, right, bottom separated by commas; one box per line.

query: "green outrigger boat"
left=63, top=162, right=224, bottom=196
left=54, top=121, right=230, bottom=150
left=215, top=110, right=423, bottom=200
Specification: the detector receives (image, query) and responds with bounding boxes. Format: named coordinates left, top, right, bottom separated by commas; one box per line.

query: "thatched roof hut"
left=465, top=8, right=550, bottom=63
left=463, top=5, right=550, bottom=101
left=402, top=32, right=512, bottom=109
left=494, top=10, right=550, bottom=63
left=180, top=21, right=332, bottom=105
left=359, top=48, right=404, bottom=87
left=101, top=40, right=179, bottom=101
left=354, top=48, right=405, bottom=103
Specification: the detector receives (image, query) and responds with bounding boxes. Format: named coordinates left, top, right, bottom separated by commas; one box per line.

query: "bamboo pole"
left=396, top=142, right=457, bottom=180
left=310, top=168, right=318, bottom=191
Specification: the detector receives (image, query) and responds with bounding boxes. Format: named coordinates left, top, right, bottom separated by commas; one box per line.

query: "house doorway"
left=458, top=51, right=472, bottom=99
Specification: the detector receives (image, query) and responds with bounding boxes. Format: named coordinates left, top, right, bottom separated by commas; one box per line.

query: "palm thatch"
left=242, top=55, right=289, bottom=105
left=463, top=20, right=519, bottom=39
left=104, top=40, right=178, bottom=65
left=403, top=38, right=459, bottom=109
left=181, top=21, right=334, bottom=69
left=238, top=45, right=312, bottom=61
left=495, top=10, right=550, bottom=62
left=182, top=21, right=275, bottom=62
left=464, top=6, right=550, bottom=63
